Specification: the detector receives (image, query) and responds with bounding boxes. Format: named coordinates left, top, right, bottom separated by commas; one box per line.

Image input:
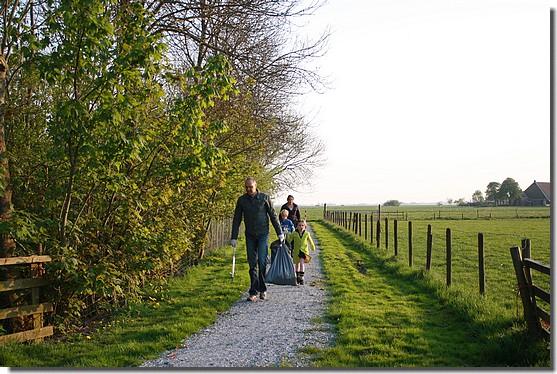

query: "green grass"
left=393, top=218, right=550, bottom=323
left=301, top=205, right=550, bottom=221
left=0, top=244, right=250, bottom=367
left=304, top=205, right=550, bottom=325
left=309, top=221, right=550, bottom=367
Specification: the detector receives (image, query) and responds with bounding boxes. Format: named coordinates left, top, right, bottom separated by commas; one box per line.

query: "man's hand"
left=230, top=239, right=237, bottom=248
left=278, top=234, right=285, bottom=243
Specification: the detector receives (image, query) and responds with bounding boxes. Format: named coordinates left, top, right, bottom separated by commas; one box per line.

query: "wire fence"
left=322, top=208, right=550, bottom=323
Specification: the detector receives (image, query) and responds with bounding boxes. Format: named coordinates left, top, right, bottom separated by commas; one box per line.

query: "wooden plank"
left=532, top=285, right=550, bottom=304
left=523, top=258, right=550, bottom=275
left=510, top=246, right=539, bottom=331
left=0, top=326, right=53, bottom=344
left=0, top=303, right=53, bottom=320
left=536, top=306, right=550, bottom=324
left=0, top=278, right=48, bottom=292
left=0, top=255, right=52, bottom=266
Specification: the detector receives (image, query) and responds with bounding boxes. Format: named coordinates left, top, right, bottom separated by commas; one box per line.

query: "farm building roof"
left=524, top=181, right=551, bottom=202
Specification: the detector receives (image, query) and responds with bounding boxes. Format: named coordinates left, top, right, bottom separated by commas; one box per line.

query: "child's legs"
left=298, top=257, right=305, bottom=272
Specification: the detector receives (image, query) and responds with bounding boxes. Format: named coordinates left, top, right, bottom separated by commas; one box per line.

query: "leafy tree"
left=472, top=190, right=485, bottom=203
left=498, top=177, right=522, bottom=204
left=1, top=0, right=328, bottom=332
left=485, top=182, right=500, bottom=202
left=5, top=0, right=237, bottom=327
left=383, top=200, right=400, bottom=207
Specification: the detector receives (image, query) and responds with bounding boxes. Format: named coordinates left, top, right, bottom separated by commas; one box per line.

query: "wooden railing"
left=0, top=255, right=53, bottom=344
left=510, top=239, right=550, bottom=337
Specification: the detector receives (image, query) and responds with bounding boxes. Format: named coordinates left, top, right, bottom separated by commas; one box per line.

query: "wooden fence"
left=324, top=209, right=515, bottom=295
left=205, top=217, right=233, bottom=253
left=322, top=204, right=550, bottom=222
left=324, top=208, right=551, bottom=337
left=510, top=240, right=550, bottom=337
left=0, top=255, right=53, bottom=344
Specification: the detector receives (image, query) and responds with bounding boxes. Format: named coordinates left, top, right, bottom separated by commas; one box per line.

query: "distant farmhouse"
left=521, top=180, right=551, bottom=206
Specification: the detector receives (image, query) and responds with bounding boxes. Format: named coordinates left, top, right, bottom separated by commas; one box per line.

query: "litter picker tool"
left=230, top=241, right=237, bottom=281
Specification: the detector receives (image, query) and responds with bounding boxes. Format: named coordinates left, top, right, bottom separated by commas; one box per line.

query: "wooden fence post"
left=349, top=212, right=352, bottom=231
left=408, top=221, right=413, bottom=267
left=522, top=238, right=531, bottom=258
left=394, top=219, right=398, bottom=256
left=376, top=219, right=381, bottom=248
left=370, top=213, right=374, bottom=243
left=509, top=246, right=540, bottom=332
left=446, top=228, right=452, bottom=286
left=31, top=244, right=44, bottom=342
left=385, top=217, right=389, bottom=250
left=521, top=239, right=534, bottom=301
left=426, top=224, right=432, bottom=271
left=364, top=214, right=368, bottom=240
left=359, top=213, right=362, bottom=236
left=478, top=233, right=485, bottom=295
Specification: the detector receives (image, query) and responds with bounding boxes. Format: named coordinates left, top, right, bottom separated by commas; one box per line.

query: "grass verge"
left=0, top=244, right=249, bottom=367
left=309, top=220, right=549, bottom=368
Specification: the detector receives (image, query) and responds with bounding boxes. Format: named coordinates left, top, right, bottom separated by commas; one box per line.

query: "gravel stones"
left=141, top=225, right=333, bottom=368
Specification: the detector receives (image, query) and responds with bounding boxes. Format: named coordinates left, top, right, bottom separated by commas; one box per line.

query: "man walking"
left=231, top=177, right=283, bottom=302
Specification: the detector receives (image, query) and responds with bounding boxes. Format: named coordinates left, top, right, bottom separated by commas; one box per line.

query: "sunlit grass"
left=0, top=244, right=250, bottom=367
left=309, top=221, right=549, bottom=368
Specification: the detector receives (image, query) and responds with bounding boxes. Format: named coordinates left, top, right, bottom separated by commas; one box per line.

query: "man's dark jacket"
left=231, top=191, right=281, bottom=239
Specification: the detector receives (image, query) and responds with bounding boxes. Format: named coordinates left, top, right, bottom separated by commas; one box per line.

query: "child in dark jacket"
left=279, top=209, right=295, bottom=234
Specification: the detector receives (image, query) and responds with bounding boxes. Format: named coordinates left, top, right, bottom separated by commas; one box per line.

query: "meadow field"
left=302, top=205, right=551, bottom=330
left=300, top=204, right=550, bottom=221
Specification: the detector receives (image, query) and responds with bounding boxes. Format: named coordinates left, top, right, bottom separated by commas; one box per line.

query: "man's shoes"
left=259, top=291, right=267, bottom=300
left=247, top=294, right=257, bottom=302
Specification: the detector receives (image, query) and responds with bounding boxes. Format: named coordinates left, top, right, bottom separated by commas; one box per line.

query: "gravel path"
left=141, top=224, right=334, bottom=368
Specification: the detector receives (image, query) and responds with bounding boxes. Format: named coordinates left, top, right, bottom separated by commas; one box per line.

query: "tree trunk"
left=0, top=53, right=26, bottom=334
left=0, top=53, right=15, bottom=259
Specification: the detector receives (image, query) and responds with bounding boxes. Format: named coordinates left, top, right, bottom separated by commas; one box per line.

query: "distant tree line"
left=0, top=0, right=327, bottom=331
left=470, top=178, right=523, bottom=206
left=383, top=200, right=401, bottom=207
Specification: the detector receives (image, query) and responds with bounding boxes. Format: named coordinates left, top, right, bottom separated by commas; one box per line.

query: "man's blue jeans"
left=245, top=232, right=269, bottom=295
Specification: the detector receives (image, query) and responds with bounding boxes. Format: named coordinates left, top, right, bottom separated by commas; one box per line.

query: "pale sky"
left=273, top=0, right=554, bottom=206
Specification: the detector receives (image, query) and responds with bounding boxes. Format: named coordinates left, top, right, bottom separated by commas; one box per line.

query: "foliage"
left=383, top=200, right=400, bottom=207
left=4, top=0, right=239, bottom=327
left=1, top=0, right=326, bottom=332
left=485, top=178, right=522, bottom=205
left=498, top=177, right=522, bottom=202
left=471, top=190, right=484, bottom=203
left=485, top=182, right=500, bottom=202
